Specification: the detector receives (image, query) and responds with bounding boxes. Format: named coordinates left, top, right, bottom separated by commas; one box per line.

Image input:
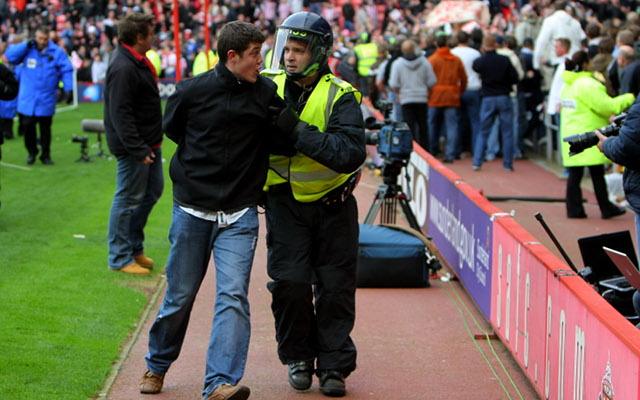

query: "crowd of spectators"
left=2, top=0, right=640, bottom=161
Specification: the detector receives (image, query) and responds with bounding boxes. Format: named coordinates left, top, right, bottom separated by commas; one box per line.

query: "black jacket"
left=472, top=50, right=518, bottom=97
left=164, top=62, right=283, bottom=213
left=603, top=97, right=640, bottom=213
left=0, top=64, right=18, bottom=147
left=104, top=46, right=163, bottom=159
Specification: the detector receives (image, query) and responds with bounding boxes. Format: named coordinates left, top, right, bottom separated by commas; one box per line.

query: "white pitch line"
left=0, top=162, right=32, bottom=171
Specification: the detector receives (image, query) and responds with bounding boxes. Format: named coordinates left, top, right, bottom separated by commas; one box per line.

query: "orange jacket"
left=427, top=47, right=467, bottom=107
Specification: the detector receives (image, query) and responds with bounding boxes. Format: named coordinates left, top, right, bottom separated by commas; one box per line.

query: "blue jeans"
left=108, top=147, right=164, bottom=269
left=485, top=95, right=518, bottom=159
left=474, top=95, right=514, bottom=169
left=458, top=89, right=481, bottom=155
left=428, top=106, right=459, bottom=160
left=146, top=205, right=258, bottom=398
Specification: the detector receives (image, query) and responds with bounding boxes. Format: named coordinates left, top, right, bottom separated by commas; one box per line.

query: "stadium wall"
left=404, top=143, right=640, bottom=400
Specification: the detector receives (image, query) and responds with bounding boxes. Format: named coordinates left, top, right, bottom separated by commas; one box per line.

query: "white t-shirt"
left=451, top=45, right=482, bottom=91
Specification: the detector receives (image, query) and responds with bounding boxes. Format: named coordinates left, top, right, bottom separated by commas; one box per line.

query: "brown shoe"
left=134, top=254, right=154, bottom=269
left=205, top=384, right=250, bottom=400
left=139, top=369, right=164, bottom=394
left=119, top=262, right=151, bottom=275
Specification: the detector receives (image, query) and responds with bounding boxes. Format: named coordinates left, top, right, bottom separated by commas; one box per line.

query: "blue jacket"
left=5, top=40, right=73, bottom=117
left=603, top=97, right=640, bottom=213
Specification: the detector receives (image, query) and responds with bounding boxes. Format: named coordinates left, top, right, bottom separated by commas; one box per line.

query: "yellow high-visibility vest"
left=193, top=50, right=218, bottom=76
left=262, top=71, right=361, bottom=202
left=354, top=42, right=378, bottom=77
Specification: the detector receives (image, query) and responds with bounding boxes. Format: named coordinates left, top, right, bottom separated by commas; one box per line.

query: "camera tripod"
left=364, top=160, right=421, bottom=231
left=363, top=159, right=441, bottom=274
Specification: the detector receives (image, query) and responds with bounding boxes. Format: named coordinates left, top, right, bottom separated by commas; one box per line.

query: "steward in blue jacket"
left=5, top=26, right=73, bottom=165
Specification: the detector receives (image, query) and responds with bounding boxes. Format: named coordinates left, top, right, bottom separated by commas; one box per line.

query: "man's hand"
left=27, top=39, right=36, bottom=49
left=595, top=130, right=607, bottom=152
left=268, top=96, right=306, bottom=143
left=142, top=151, right=155, bottom=164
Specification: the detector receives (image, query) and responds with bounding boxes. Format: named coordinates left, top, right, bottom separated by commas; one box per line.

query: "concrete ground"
left=103, top=154, right=636, bottom=400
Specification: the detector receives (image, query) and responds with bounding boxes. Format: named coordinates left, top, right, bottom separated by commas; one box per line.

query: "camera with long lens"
left=563, top=113, right=626, bottom=156
left=72, top=134, right=88, bottom=145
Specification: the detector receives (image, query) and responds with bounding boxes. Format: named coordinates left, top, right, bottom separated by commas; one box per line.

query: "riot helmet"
left=268, top=12, right=333, bottom=81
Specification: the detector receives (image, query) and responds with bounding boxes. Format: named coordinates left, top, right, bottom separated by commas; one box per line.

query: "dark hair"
left=457, top=31, right=469, bottom=45
left=565, top=50, right=589, bottom=72
left=435, top=34, right=448, bottom=48
left=504, top=35, right=517, bottom=50
left=35, top=25, right=51, bottom=36
left=118, top=13, right=154, bottom=46
left=586, top=22, right=601, bottom=39
left=598, top=37, right=615, bottom=54
left=218, top=21, right=265, bottom=64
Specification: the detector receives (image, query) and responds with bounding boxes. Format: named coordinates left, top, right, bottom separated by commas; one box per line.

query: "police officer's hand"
left=27, top=39, right=36, bottom=49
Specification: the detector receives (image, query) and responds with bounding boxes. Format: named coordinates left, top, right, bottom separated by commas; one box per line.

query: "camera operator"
left=597, top=97, right=640, bottom=326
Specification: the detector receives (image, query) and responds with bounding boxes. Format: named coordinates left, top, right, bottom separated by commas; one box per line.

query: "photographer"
left=597, top=97, right=640, bottom=245
left=597, top=97, right=640, bottom=327
left=560, top=51, right=634, bottom=219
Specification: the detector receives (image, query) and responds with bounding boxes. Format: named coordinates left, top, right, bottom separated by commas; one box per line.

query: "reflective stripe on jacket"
left=264, top=71, right=362, bottom=202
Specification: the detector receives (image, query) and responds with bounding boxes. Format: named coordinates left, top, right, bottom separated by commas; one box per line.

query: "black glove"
left=27, top=39, right=36, bottom=49
left=65, top=90, right=73, bottom=104
left=269, top=101, right=307, bottom=144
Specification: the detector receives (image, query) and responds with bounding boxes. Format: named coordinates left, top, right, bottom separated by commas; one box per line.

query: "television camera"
left=563, top=113, right=626, bottom=156
left=363, top=100, right=440, bottom=273
left=72, top=134, right=90, bottom=162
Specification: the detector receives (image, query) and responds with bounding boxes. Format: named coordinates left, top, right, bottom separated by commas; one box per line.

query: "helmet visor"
left=268, top=27, right=326, bottom=79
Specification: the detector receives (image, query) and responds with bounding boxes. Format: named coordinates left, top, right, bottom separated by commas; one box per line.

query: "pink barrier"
left=400, top=141, right=640, bottom=399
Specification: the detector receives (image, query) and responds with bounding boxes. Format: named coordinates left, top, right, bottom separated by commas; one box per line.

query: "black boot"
left=319, top=370, right=346, bottom=397
left=288, top=361, right=313, bottom=391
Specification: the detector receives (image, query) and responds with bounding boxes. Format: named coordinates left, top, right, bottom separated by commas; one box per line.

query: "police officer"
left=6, top=25, right=73, bottom=165
left=263, top=12, right=366, bottom=397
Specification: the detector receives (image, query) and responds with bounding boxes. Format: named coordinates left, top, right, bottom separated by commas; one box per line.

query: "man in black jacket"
left=0, top=63, right=19, bottom=209
left=472, top=34, right=519, bottom=172
left=140, top=21, right=288, bottom=400
left=597, top=97, right=640, bottom=327
left=104, top=13, right=163, bottom=275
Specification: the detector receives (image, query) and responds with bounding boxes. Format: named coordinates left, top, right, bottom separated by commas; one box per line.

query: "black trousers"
left=401, top=102, right=429, bottom=152
left=566, top=164, right=619, bottom=217
left=20, top=114, right=53, bottom=160
left=265, top=185, right=358, bottom=377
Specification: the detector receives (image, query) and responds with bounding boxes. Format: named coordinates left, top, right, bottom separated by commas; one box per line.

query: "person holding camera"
left=597, top=97, right=640, bottom=326
left=5, top=25, right=73, bottom=165
left=560, top=51, right=634, bottom=219
left=597, top=98, right=640, bottom=244
left=262, top=12, right=366, bottom=397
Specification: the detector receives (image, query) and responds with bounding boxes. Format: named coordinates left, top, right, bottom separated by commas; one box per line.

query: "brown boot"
left=205, top=384, right=250, bottom=400
left=134, top=254, right=154, bottom=269
left=139, top=369, right=164, bottom=394
left=119, top=262, right=150, bottom=275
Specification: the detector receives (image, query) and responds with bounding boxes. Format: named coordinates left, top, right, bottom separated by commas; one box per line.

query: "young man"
left=104, top=13, right=164, bottom=275
left=263, top=12, right=366, bottom=397
left=140, top=21, right=289, bottom=400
